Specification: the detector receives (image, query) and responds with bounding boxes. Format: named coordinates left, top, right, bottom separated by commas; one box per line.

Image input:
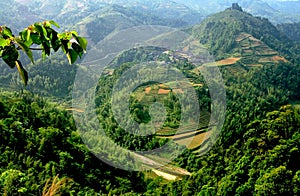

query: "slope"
left=192, top=7, right=297, bottom=66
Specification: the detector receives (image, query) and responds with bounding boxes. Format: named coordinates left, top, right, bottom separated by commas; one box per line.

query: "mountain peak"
left=231, top=3, right=243, bottom=12
left=192, top=7, right=292, bottom=64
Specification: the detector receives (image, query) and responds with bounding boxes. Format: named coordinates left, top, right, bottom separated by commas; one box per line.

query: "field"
left=173, top=131, right=212, bottom=149
left=235, top=32, right=288, bottom=65
left=216, top=57, right=241, bottom=66
left=194, top=31, right=287, bottom=72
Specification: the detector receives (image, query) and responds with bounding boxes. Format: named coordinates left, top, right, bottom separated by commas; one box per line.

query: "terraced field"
left=157, top=109, right=212, bottom=151
left=173, top=130, right=212, bottom=149
left=204, top=32, right=289, bottom=74
left=216, top=57, right=241, bottom=66
left=236, top=32, right=288, bottom=65
left=132, top=81, right=212, bottom=152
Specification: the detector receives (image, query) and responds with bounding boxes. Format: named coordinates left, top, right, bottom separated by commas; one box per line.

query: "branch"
left=16, top=46, right=45, bottom=50
left=29, top=47, right=44, bottom=50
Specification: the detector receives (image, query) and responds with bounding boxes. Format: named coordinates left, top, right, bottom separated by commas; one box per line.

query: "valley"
left=0, top=1, right=300, bottom=195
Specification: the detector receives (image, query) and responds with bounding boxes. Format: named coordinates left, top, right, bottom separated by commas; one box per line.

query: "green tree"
left=0, top=169, right=28, bottom=195
left=255, top=166, right=293, bottom=195
left=0, top=21, right=87, bottom=85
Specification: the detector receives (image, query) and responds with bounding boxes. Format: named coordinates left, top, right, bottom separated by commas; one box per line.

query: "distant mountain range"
left=3, top=0, right=300, bottom=32
left=172, top=0, right=300, bottom=23
left=0, top=0, right=299, bottom=105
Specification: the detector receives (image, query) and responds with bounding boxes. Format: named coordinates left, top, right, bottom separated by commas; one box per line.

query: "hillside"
left=192, top=7, right=298, bottom=66
left=15, top=0, right=204, bottom=29
left=1, top=3, right=300, bottom=195
left=0, top=0, right=43, bottom=32
left=73, top=4, right=194, bottom=45
left=278, top=22, right=300, bottom=42
left=0, top=1, right=201, bottom=100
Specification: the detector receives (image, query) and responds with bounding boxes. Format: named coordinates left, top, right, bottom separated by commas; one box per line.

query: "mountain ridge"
left=191, top=7, right=297, bottom=65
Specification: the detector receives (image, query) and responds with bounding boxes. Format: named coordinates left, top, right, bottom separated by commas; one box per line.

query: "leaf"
left=27, top=29, right=31, bottom=41
left=42, top=41, right=51, bottom=56
left=20, top=29, right=31, bottom=42
left=67, top=49, right=78, bottom=64
left=70, top=30, right=78, bottom=37
left=0, top=38, right=10, bottom=48
left=15, top=38, right=34, bottom=63
left=49, top=20, right=60, bottom=28
left=30, top=33, right=42, bottom=45
left=76, top=36, right=88, bottom=51
left=50, top=30, right=61, bottom=52
left=2, top=46, right=19, bottom=68
left=71, top=42, right=84, bottom=58
left=60, top=39, right=69, bottom=54
left=34, top=24, right=48, bottom=40
left=15, top=60, right=28, bottom=86
left=1, top=26, right=13, bottom=38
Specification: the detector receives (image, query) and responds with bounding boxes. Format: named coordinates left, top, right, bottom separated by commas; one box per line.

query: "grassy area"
left=216, top=57, right=241, bottom=66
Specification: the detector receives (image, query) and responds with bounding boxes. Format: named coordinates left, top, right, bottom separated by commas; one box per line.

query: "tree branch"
left=16, top=46, right=44, bottom=50
left=29, top=47, right=44, bottom=50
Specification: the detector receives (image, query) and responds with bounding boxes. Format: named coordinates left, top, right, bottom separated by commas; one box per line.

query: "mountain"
left=1, top=2, right=300, bottom=195
left=73, top=4, right=196, bottom=45
left=278, top=22, right=300, bottom=42
left=86, top=7, right=300, bottom=195
left=15, top=0, right=204, bottom=28
left=191, top=6, right=298, bottom=66
left=172, top=0, right=300, bottom=23
left=0, top=0, right=204, bottom=99
left=0, top=0, right=43, bottom=32
left=95, top=0, right=205, bottom=25
left=265, top=0, right=300, bottom=15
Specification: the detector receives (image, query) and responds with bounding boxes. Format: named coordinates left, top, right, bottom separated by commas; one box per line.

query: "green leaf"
left=2, top=46, right=19, bottom=68
left=58, top=32, right=72, bottom=40
left=27, top=29, right=31, bottom=41
left=0, top=38, right=10, bottom=48
left=76, top=36, right=88, bottom=51
left=15, top=60, right=28, bottom=86
left=49, top=20, right=60, bottom=28
left=70, top=30, right=78, bottom=37
left=30, top=33, right=42, bottom=45
left=67, top=49, right=78, bottom=64
left=60, top=39, right=69, bottom=54
left=1, top=26, right=13, bottom=38
left=34, top=24, right=48, bottom=40
left=72, top=42, right=84, bottom=58
left=42, top=41, right=51, bottom=56
left=15, top=38, right=34, bottom=63
left=20, top=29, right=31, bottom=42
left=50, top=30, right=61, bottom=52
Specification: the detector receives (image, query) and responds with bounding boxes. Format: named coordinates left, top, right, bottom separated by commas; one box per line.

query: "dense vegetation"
left=95, top=46, right=211, bottom=151
left=1, top=3, right=300, bottom=195
left=150, top=105, right=300, bottom=195
left=0, top=91, right=147, bottom=195
left=1, top=59, right=299, bottom=195
left=278, top=22, right=300, bottom=42
left=192, top=8, right=300, bottom=63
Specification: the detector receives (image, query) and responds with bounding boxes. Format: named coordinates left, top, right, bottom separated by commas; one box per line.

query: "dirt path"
left=133, top=152, right=191, bottom=180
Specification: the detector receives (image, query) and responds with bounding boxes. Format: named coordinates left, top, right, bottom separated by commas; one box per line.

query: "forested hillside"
left=278, top=22, right=300, bottom=42
left=192, top=7, right=299, bottom=62
left=0, top=92, right=147, bottom=195
left=1, top=2, right=300, bottom=195
left=149, top=105, right=300, bottom=195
